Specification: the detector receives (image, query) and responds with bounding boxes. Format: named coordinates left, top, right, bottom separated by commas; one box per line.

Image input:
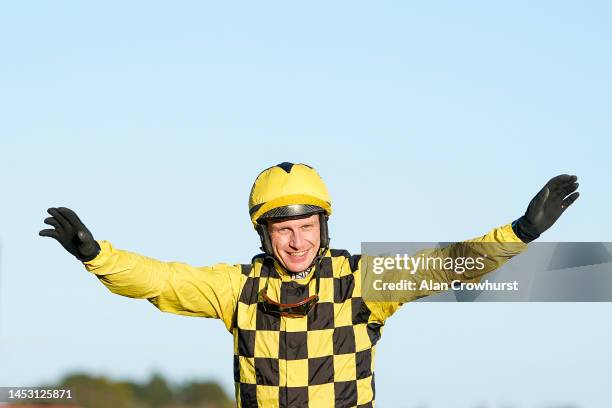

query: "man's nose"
left=290, top=230, right=304, bottom=248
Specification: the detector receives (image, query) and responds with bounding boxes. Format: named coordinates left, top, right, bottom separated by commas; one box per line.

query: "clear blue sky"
left=1, top=1, right=611, bottom=407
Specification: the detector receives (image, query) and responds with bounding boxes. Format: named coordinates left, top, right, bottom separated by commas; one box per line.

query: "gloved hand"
left=512, top=174, right=580, bottom=243
left=39, top=207, right=101, bottom=261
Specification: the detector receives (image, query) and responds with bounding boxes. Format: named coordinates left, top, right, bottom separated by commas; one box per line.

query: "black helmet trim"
left=258, top=204, right=325, bottom=222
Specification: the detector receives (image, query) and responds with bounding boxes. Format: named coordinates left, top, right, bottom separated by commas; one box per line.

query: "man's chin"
left=285, top=262, right=309, bottom=273
left=283, top=255, right=316, bottom=273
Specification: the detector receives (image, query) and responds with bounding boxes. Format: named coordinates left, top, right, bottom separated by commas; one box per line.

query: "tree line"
left=23, top=372, right=233, bottom=408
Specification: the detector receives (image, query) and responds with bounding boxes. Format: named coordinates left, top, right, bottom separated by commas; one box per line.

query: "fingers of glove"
left=551, top=185, right=578, bottom=206
left=47, top=208, right=72, bottom=231
left=561, top=191, right=580, bottom=210
left=563, top=183, right=579, bottom=197
left=546, top=174, right=573, bottom=189
left=57, top=207, right=85, bottom=229
left=549, top=175, right=578, bottom=193
left=561, top=179, right=579, bottom=196
left=43, top=217, right=62, bottom=230
left=39, top=229, right=60, bottom=240
left=545, top=176, right=574, bottom=199
left=547, top=177, right=579, bottom=202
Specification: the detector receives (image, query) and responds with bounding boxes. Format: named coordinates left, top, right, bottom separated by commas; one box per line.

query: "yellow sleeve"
left=365, top=223, right=527, bottom=324
left=83, top=240, right=244, bottom=332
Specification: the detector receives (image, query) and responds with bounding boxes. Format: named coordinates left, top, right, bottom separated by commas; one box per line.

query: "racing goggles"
left=258, top=286, right=319, bottom=318
left=257, top=255, right=323, bottom=318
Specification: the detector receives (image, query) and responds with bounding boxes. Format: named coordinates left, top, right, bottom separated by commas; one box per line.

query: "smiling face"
left=267, top=213, right=321, bottom=273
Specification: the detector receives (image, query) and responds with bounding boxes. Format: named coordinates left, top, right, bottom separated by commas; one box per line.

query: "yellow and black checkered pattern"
left=233, top=249, right=381, bottom=408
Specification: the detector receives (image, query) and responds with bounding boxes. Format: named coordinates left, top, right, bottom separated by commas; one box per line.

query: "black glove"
left=512, top=174, right=580, bottom=243
left=39, top=207, right=101, bottom=261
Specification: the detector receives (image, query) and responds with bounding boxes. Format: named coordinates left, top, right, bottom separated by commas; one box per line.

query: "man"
left=40, top=162, right=579, bottom=407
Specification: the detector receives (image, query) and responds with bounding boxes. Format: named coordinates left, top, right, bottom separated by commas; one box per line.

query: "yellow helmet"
left=249, top=162, right=332, bottom=227
left=249, top=162, right=332, bottom=255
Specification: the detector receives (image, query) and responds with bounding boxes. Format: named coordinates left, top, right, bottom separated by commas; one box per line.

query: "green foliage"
left=58, top=373, right=138, bottom=408
left=34, top=372, right=233, bottom=408
left=133, top=373, right=174, bottom=408
left=178, top=380, right=232, bottom=406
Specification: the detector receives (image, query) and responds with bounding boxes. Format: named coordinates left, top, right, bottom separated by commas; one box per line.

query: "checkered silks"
left=232, top=250, right=382, bottom=408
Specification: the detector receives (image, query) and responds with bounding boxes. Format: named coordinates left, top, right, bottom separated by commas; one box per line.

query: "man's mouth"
left=288, top=250, right=309, bottom=258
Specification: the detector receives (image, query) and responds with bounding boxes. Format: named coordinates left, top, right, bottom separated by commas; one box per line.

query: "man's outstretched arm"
left=39, top=207, right=242, bottom=331
left=364, top=174, right=580, bottom=322
left=411, top=173, right=579, bottom=285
